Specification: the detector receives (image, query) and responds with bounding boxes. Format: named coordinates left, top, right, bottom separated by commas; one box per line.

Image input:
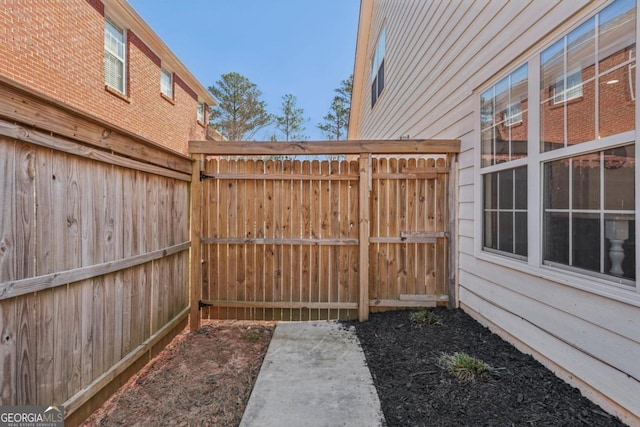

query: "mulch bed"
left=350, top=308, right=626, bottom=427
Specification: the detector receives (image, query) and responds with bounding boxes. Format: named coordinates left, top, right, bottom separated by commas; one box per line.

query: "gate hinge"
left=198, top=300, right=213, bottom=310
left=199, top=171, right=209, bottom=181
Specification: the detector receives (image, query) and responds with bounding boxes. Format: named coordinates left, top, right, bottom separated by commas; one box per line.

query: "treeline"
left=207, top=72, right=352, bottom=142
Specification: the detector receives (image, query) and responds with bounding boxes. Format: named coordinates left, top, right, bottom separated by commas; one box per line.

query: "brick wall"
left=0, top=0, right=207, bottom=154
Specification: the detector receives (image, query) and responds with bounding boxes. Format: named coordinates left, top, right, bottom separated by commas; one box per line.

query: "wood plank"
left=399, top=294, right=449, bottom=302
left=15, top=142, right=36, bottom=281
left=0, top=81, right=192, bottom=174
left=319, top=161, right=330, bottom=319
left=201, top=237, right=359, bottom=245
left=0, top=242, right=190, bottom=300
left=200, top=172, right=356, bottom=181
left=0, top=137, right=15, bottom=283
left=218, top=160, right=230, bottom=319
left=190, top=155, right=203, bottom=330
left=35, top=289, right=55, bottom=404
left=189, top=139, right=461, bottom=155
left=0, top=298, right=16, bottom=404
left=16, top=293, right=36, bottom=404
left=291, top=160, right=302, bottom=320
left=200, top=300, right=358, bottom=310
left=0, top=121, right=191, bottom=182
left=300, top=161, right=312, bottom=320
left=310, top=160, right=321, bottom=320
left=254, top=160, right=266, bottom=320
left=370, top=299, right=439, bottom=308
left=359, top=154, right=371, bottom=321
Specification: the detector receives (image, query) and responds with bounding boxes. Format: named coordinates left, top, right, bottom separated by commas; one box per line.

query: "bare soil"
left=81, top=320, right=274, bottom=427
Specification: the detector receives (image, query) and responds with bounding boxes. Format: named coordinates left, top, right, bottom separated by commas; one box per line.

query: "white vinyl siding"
left=104, top=18, right=126, bottom=94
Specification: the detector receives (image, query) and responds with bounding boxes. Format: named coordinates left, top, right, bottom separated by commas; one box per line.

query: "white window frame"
left=197, top=102, right=205, bottom=123
left=104, top=17, right=126, bottom=94
left=475, top=0, right=638, bottom=295
left=160, top=67, right=173, bottom=99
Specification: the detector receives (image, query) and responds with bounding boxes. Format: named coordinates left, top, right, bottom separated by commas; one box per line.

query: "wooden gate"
left=188, top=140, right=459, bottom=327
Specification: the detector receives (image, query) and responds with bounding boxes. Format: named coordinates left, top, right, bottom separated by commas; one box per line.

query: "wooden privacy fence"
left=189, top=140, right=460, bottom=327
left=0, top=78, right=191, bottom=425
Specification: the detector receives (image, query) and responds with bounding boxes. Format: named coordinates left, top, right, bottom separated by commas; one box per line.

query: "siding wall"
left=351, top=0, right=640, bottom=422
left=0, top=0, right=208, bottom=154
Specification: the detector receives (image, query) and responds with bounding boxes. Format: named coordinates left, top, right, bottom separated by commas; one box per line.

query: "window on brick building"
left=161, top=67, right=173, bottom=99
left=197, top=102, right=205, bottom=123
left=104, top=18, right=126, bottom=94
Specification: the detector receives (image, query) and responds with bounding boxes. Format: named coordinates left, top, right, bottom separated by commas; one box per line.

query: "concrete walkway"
left=239, top=321, right=386, bottom=427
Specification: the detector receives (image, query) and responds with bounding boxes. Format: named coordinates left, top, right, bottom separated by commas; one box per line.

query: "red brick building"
left=0, top=0, right=216, bottom=154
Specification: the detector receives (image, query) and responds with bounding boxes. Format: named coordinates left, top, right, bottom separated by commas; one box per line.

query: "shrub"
left=438, top=352, right=492, bottom=383
left=409, top=309, right=442, bottom=326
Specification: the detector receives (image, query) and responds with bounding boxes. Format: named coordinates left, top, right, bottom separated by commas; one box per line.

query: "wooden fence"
left=0, top=78, right=191, bottom=425
left=189, top=140, right=460, bottom=326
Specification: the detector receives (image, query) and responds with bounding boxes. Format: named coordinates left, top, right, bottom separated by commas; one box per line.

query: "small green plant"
left=438, top=352, right=492, bottom=383
left=409, top=309, right=442, bottom=326
left=242, top=329, right=262, bottom=342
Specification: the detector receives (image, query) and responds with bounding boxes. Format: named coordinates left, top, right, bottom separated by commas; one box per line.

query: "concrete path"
left=239, top=321, right=386, bottom=427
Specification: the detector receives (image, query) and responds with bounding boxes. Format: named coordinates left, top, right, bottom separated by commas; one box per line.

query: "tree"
left=317, top=75, right=353, bottom=140
left=275, top=94, right=307, bottom=141
left=208, top=72, right=272, bottom=140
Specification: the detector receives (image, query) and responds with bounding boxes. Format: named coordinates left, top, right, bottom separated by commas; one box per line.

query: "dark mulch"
left=349, top=308, right=626, bottom=427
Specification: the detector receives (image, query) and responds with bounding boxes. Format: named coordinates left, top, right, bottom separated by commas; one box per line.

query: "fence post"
left=447, top=153, right=459, bottom=309
left=358, top=153, right=371, bottom=321
left=190, top=154, right=203, bottom=331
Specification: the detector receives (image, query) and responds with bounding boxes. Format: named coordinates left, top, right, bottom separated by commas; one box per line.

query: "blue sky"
left=128, top=0, right=361, bottom=140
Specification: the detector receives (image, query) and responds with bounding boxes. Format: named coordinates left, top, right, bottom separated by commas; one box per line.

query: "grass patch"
left=242, top=329, right=262, bottom=342
left=409, top=309, right=442, bottom=326
left=438, top=352, right=492, bottom=383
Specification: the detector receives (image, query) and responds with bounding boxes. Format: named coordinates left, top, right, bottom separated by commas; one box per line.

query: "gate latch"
left=198, top=300, right=213, bottom=311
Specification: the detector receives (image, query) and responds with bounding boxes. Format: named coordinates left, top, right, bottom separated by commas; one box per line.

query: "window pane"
left=514, top=167, right=527, bottom=210
left=599, top=0, right=636, bottom=74
left=480, top=88, right=494, bottom=130
left=484, top=211, right=497, bottom=250
left=541, top=40, right=565, bottom=152
left=481, top=128, right=494, bottom=167
left=604, top=217, right=636, bottom=280
left=498, top=169, right=513, bottom=210
left=573, top=213, right=601, bottom=272
left=567, top=18, right=596, bottom=78
left=494, top=76, right=509, bottom=126
left=484, top=173, right=497, bottom=210
left=545, top=211, right=569, bottom=264
left=545, top=160, right=569, bottom=210
left=604, top=145, right=635, bottom=210
left=498, top=212, right=514, bottom=253
left=572, top=154, right=601, bottom=210
left=566, top=75, right=595, bottom=144
left=599, top=64, right=635, bottom=138
left=515, top=212, right=528, bottom=256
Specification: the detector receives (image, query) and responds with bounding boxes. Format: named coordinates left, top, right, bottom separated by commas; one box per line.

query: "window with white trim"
left=481, top=64, right=529, bottom=258
left=197, top=102, right=205, bottom=123
left=104, top=18, right=126, bottom=94
left=161, top=67, right=173, bottom=98
left=480, top=0, right=637, bottom=286
left=371, top=26, right=385, bottom=108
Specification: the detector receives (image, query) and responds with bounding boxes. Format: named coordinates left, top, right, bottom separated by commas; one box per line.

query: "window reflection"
left=541, top=0, right=636, bottom=151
